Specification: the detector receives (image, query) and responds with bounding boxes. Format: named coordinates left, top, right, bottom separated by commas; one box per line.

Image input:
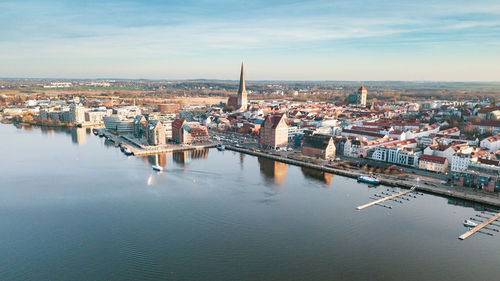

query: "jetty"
left=357, top=189, right=415, bottom=210
left=225, top=146, right=500, bottom=208
left=459, top=212, right=500, bottom=240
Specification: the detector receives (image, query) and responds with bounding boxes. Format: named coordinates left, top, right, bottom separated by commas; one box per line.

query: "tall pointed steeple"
left=238, top=63, right=246, bottom=95
left=237, top=62, right=248, bottom=111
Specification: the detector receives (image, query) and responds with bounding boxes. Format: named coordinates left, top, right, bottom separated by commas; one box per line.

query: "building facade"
left=480, top=133, right=500, bottom=152
left=370, top=147, right=420, bottom=167
left=301, top=134, right=336, bottom=160
left=259, top=114, right=288, bottom=149
left=147, top=120, right=166, bottom=146
left=171, top=118, right=209, bottom=144
left=418, top=154, right=448, bottom=173
left=348, top=86, right=367, bottom=106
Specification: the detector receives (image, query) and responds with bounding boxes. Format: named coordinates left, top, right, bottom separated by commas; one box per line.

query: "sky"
left=1, top=0, right=499, bottom=81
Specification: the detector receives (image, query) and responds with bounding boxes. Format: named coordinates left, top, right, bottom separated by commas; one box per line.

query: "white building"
left=103, top=115, right=134, bottom=134
left=480, top=133, right=500, bottom=152
left=451, top=153, right=478, bottom=171
left=70, top=105, right=85, bottom=124
left=405, top=123, right=440, bottom=139
left=370, top=147, right=420, bottom=167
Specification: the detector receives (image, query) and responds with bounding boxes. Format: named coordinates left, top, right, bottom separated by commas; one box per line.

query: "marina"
left=459, top=212, right=500, bottom=240
left=357, top=188, right=417, bottom=210
left=227, top=145, right=500, bottom=208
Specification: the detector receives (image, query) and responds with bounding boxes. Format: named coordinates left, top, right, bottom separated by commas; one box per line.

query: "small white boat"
left=216, top=143, right=225, bottom=151
left=123, top=148, right=133, bottom=156
left=152, top=165, right=163, bottom=172
left=357, top=174, right=380, bottom=185
left=463, top=220, right=477, bottom=228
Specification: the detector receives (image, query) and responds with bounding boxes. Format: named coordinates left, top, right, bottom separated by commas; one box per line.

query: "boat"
left=98, top=132, right=104, bottom=138
left=357, top=174, right=380, bottom=185
left=464, top=220, right=478, bottom=228
left=123, top=148, right=133, bottom=156
left=93, top=129, right=98, bottom=135
left=152, top=165, right=163, bottom=172
left=216, top=143, right=225, bottom=151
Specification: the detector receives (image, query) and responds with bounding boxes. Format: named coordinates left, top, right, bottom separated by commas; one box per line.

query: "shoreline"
left=226, top=146, right=500, bottom=208
left=100, top=129, right=215, bottom=156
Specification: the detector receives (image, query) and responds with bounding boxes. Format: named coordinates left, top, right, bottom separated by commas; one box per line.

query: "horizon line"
left=1, top=77, right=500, bottom=84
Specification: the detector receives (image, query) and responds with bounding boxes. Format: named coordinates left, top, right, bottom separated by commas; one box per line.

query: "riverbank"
left=99, top=129, right=215, bottom=156
left=227, top=146, right=500, bottom=208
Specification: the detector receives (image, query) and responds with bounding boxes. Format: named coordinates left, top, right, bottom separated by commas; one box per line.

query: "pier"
left=459, top=212, right=500, bottom=240
left=226, top=146, right=500, bottom=208
left=357, top=189, right=415, bottom=210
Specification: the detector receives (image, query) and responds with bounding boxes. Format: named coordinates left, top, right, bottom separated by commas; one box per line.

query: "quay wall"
left=227, top=146, right=500, bottom=208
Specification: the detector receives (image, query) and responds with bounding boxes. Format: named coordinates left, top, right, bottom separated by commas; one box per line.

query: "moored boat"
left=123, top=147, right=133, bottom=156
left=152, top=165, right=163, bottom=172
left=357, top=174, right=380, bottom=185
left=463, top=220, right=477, bottom=228
left=216, top=143, right=225, bottom=151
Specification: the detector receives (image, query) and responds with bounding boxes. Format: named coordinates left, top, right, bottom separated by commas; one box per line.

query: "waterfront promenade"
left=227, top=146, right=500, bottom=208
left=100, top=129, right=215, bottom=156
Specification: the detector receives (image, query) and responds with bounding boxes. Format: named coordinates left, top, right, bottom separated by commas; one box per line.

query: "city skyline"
left=1, top=0, right=500, bottom=81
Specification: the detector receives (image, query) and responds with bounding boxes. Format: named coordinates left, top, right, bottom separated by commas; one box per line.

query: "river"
left=1, top=124, right=499, bottom=280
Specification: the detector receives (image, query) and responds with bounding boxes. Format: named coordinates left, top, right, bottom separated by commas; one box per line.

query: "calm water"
left=1, top=124, right=500, bottom=281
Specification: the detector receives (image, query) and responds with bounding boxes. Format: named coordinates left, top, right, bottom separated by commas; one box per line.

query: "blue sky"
left=1, top=0, right=499, bottom=81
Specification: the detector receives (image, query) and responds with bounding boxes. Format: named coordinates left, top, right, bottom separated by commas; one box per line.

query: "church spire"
left=238, top=62, right=246, bottom=95
left=236, top=62, right=248, bottom=111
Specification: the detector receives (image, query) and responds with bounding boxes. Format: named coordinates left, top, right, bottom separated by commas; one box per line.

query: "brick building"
left=259, top=114, right=288, bottom=149
left=302, top=134, right=336, bottom=160
left=172, top=118, right=209, bottom=144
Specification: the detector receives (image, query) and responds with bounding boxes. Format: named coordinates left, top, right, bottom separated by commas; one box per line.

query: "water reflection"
left=40, top=126, right=55, bottom=135
left=146, top=153, right=168, bottom=168
left=173, top=149, right=209, bottom=166
left=301, top=167, right=334, bottom=187
left=71, top=127, right=87, bottom=145
left=14, top=123, right=97, bottom=147
left=258, top=157, right=287, bottom=186
left=240, top=153, right=245, bottom=168
left=4, top=123, right=500, bottom=281
left=448, top=198, right=498, bottom=212
left=104, top=138, right=115, bottom=147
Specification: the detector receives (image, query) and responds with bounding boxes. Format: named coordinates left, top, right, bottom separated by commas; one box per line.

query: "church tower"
left=357, top=86, right=367, bottom=107
left=237, top=63, right=248, bottom=111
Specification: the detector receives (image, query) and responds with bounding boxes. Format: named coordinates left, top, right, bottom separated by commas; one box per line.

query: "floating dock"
left=356, top=189, right=415, bottom=210
left=459, top=212, right=500, bottom=240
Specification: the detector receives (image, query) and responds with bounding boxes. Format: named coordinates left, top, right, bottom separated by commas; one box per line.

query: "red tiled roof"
left=384, top=139, right=417, bottom=147
left=351, top=126, right=381, bottom=132
left=263, top=114, right=285, bottom=129
left=472, top=120, right=500, bottom=127
left=419, top=154, right=447, bottom=164
left=439, top=127, right=459, bottom=134
left=484, top=133, right=500, bottom=143
left=342, top=129, right=385, bottom=138
left=478, top=158, right=500, bottom=166
left=172, top=118, right=185, bottom=129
